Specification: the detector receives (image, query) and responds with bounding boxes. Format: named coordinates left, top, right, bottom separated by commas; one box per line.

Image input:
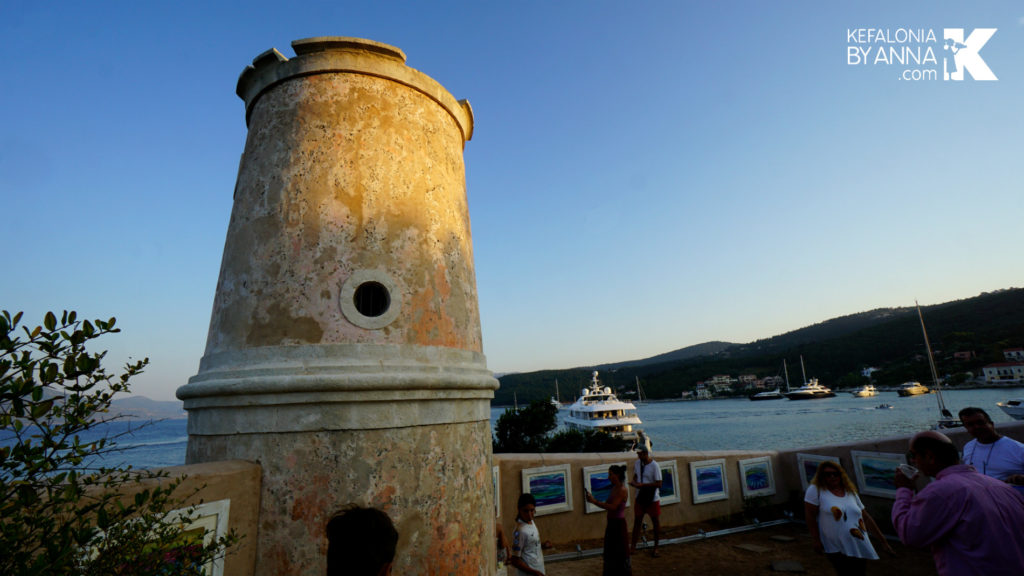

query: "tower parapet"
left=177, top=37, right=495, bottom=575
left=236, top=37, right=473, bottom=141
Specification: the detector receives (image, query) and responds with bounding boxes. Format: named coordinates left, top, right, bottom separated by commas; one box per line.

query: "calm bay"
left=490, top=387, right=1024, bottom=452
left=17, top=387, right=1020, bottom=470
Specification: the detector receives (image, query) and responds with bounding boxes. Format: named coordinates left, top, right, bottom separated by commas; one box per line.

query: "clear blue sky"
left=2, top=1, right=1021, bottom=400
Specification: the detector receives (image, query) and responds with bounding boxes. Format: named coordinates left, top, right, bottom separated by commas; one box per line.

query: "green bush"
left=0, top=310, right=233, bottom=575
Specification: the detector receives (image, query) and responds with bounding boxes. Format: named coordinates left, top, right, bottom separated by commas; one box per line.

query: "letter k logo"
left=943, top=28, right=998, bottom=81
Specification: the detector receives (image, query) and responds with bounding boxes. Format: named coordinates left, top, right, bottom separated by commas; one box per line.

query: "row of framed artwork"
left=495, top=450, right=910, bottom=517
left=797, top=451, right=908, bottom=499
left=503, top=456, right=777, bottom=517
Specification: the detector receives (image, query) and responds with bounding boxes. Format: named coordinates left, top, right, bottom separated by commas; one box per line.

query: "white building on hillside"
left=982, top=362, right=1024, bottom=384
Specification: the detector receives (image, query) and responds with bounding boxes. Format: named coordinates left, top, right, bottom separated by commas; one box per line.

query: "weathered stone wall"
left=205, top=39, right=478, bottom=356
left=189, top=423, right=491, bottom=575
left=178, top=37, right=496, bottom=575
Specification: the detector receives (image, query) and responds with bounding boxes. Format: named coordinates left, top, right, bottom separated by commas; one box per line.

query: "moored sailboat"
left=749, top=359, right=788, bottom=401
left=916, top=301, right=960, bottom=429
left=550, top=379, right=566, bottom=409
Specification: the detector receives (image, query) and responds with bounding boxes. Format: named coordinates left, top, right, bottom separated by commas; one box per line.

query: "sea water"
left=490, top=387, right=1024, bottom=452
left=0, top=418, right=189, bottom=471
left=5, top=388, right=1019, bottom=470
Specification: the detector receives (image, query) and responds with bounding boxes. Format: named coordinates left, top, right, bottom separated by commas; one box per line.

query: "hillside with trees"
left=494, top=288, right=1024, bottom=405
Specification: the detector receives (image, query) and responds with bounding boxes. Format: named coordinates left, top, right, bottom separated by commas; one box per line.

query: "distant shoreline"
left=491, top=383, right=1024, bottom=408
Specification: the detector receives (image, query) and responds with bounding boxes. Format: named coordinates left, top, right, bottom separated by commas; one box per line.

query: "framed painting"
left=166, top=499, right=231, bottom=576
left=738, top=456, right=776, bottom=498
left=581, top=462, right=629, bottom=514
left=522, top=464, right=573, bottom=516
left=689, top=458, right=728, bottom=504
left=492, top=465, right=501, bottom=517
left=796, top=453, right=840, bottom=492
left=851, top=450, right=907, bottom=498
left=657, top=460, right=680, bottom=505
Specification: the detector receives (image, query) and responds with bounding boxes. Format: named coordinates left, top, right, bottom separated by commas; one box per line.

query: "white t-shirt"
left=804, top=485, right=879, bottom=560
left=633, top=458, right=662, bottom=502
left=963, top=436, right=1024, bottom=481
left=511, top=519, right=544, bottom=576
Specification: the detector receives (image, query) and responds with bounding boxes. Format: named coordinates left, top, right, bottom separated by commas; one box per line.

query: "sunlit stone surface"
left=177, top=37, right=496, bottom=575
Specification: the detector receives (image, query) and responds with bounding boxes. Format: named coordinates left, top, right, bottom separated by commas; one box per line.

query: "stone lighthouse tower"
left=176, top=37, right=497, bottom=575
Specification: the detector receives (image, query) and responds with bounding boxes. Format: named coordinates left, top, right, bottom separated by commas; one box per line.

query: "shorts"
left=634, top=500, right=660, bottom=518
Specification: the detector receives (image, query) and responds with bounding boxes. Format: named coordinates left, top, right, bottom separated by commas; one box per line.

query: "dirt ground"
left=542, top=521, right=938, bottom=576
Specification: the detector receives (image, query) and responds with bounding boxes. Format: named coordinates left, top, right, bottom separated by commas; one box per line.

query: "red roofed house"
left=982, top=362, right=1024, bottom=384
left=1004, top=348, right=1024, bottom=362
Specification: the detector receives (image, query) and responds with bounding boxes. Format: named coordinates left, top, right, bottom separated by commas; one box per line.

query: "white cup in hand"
left=898, top=464, right=918, bottom=478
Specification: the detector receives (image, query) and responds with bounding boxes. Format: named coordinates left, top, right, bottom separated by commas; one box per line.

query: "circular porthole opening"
left=340, top=270, right=400, bottom=329
left=353, top=281, right=390, bottom=318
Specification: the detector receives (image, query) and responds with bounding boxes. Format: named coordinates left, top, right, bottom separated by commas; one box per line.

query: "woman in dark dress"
left=586, top=464, right=632, bottom=576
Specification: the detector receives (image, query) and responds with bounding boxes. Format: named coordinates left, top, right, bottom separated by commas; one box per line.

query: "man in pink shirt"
left=892, top=430, right=1024, bottom=576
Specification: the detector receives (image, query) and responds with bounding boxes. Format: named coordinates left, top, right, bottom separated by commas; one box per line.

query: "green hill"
left=494, top=288, right=1024, bottom=405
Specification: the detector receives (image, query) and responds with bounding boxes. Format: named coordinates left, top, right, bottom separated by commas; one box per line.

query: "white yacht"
left=850, top=384, right=878, bottom=398
left=564, top=371, right=642, bottom=440
left=784, top=356, right=835, bottom=400
left=784, top=377, right=836, bottom=400
left=997, top=398, right=1024, bottom=420
left=896, top=381, right=929, bottom=397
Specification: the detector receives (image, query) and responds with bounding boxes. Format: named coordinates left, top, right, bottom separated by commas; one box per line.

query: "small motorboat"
left=875, top=403, right=893, bottom=410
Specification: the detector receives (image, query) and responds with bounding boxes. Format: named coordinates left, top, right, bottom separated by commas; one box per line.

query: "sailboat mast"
left=555, top=379, right=560, bottom=403
left=916, top=301, right=948, bottom=414
left=800, top=355, right=807, bottom=386
left=783, top=359, right=791, bottom=392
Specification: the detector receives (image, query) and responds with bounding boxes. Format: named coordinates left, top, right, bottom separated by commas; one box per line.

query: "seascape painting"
left=851, top=451, right=906, bottom=498
left=657, top=460, right=680, bottom=505
left=522, top=464, right=573, bottom=515
left=582, top=462, right=629, bottom=514
left=796, top=453, right=840, bottom=491
left=689, top=458, right=728, bottom=504
left=738, top=456, right=775, bottom=498
left=589, top=472, right=613, bottom=501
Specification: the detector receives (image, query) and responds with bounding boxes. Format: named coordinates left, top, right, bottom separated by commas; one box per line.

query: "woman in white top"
left=804, top=460, right=893, bottom=576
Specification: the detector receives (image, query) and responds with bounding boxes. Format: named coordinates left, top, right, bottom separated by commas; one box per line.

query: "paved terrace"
left=544, top=520, right=937, bottom=576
